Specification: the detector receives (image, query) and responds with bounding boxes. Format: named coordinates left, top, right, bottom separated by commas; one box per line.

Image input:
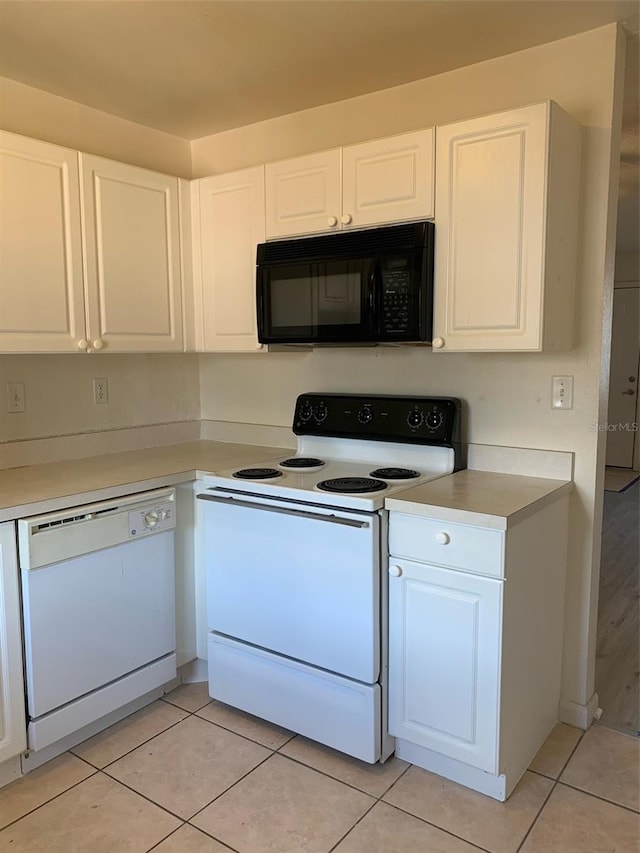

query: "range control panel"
left=293, top=393, right=462, bottom=449
left=128, top=501, right=176, bottom=538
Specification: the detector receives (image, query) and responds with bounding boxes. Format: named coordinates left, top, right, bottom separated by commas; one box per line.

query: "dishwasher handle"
left=197, top=492, right=370, bottom=529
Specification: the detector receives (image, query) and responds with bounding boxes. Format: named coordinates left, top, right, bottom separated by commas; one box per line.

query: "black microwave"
left=256, top=221, right=434, bottom=345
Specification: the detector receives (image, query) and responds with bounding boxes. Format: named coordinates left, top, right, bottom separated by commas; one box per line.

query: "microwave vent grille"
left=259, top=222, right=430, bottom=264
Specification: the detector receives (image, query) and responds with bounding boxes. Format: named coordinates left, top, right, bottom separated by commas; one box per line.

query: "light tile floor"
left=1, top=683, right=638, bottom=853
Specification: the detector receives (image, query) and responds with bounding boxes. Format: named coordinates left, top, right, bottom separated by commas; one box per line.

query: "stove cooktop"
left=203, top=393, right=463, bottom=511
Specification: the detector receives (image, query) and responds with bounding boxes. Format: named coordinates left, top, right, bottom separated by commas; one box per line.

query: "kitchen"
left=0, top=3, right=639, bottom=851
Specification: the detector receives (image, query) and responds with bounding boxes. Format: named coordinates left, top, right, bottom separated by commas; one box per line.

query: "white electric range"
left=198, top=392, right=463, bottom=763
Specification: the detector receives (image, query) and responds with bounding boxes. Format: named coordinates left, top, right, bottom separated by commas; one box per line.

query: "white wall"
left=197, top=24, right=626, bottom=720
left=0, top=76, right=192, bottom=176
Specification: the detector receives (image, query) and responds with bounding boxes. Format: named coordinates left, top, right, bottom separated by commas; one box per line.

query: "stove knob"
left=357, top=406, right=374, bottom=424
left=299, top=402, right=313, bottom=422
left=314, top=403, right=328, bottom=423
left=389, top=565, right=403, bottom=577
left=143, top=510, right=159, bottom=529
left=407, top=410, right=423, bottom=429
left=426, top=411, right=443, bottom=430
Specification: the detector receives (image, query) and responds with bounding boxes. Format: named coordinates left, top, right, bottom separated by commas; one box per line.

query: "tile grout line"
left=326, top=797, right=379, bottom=853
left=143, top=820, right=188, bottom=853
left=556, top=779, right=640, bottom=815
left=0, top=764, right=101, bottom=834
left=79, top=712, right=191, bottom=772
left=99, top=769, right=196, bottom=823
left=375, top=798, right=494, bottom=853
left=515, top=779, right=558, bottom=852
left=515, top=730, right=588, bottom=852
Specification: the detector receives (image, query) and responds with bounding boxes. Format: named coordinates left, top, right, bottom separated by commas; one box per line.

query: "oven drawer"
left=389, top=513, right=505, bottom=578
left=209, top=633, right=381, bottom=763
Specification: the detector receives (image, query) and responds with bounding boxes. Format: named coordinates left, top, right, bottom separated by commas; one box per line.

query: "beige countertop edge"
left=0, top=440, right=289, bottom=523
left=385, top=478, right=573, bottom=530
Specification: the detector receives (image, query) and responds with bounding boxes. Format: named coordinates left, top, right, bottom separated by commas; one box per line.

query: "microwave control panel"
left=381, top=268, right=412, bottom=334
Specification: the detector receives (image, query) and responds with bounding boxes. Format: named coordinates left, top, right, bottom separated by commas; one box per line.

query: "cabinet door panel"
left=389, top=559, right=502, bottom=772
left=0, top=523, right=27, bottom=764
left=265, top=150, right=341, bottom=238
left=342, top=130, right=434, bottom=228
left=81, top=155, right=183, bottom=352
left=0, top=132, right=86, bottom=353
left=197, top=167, right=265, bottom=351
left=434, top=104, right=548, bottom=351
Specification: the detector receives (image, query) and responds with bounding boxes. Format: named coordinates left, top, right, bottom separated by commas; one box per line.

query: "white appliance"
left=198, top=393, right=462, bottom=763
left=18, top=488, right=177, bottom=761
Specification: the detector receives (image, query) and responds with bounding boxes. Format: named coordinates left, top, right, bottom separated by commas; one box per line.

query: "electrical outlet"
left=6, top=382, right=25, bottom=413
left=551, top=375, right=574, bottom=410
left=93, top=377, right=108, bottom=405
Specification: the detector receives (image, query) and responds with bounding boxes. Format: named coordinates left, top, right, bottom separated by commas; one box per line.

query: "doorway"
left=596, top=280, right=640, bottom=735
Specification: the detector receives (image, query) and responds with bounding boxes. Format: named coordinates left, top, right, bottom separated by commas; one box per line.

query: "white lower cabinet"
left=0, top=523, right=27, bottom=773
left=388, top=496, right=569, bottom=800
left=389, top=560, right=502, bottom=773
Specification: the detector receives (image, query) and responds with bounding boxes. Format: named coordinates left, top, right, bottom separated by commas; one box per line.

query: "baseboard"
left=559, top=692, right=600, bottom=729
left=394, top=738, right=508, bottom=801
left=178, top=657, right=208, bottom=683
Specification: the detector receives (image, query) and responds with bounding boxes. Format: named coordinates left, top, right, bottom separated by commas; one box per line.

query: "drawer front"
left=389, top=513, right=504, bottom=578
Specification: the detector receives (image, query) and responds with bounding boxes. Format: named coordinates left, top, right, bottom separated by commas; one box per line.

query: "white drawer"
left=389, top=513, right=505, bottom=578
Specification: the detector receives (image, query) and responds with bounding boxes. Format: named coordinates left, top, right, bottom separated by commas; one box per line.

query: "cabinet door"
left=342, top=130, right=434, bottom=229
left=81, top=154, right=183, bottom=352
left=0, top=523, right=27, bottom=764
left=388, top=558, right=502, bottom=772
left=434, top=103, right=552, bottom=352
left=196, top=167, right=266, bottom=352
left=0, top=132, right=86, bottom=353
left=265, top=149, right=341, bottom=238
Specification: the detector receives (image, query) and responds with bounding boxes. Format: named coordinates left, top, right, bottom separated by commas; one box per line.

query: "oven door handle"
left=197, top=493, right=370, bottom=528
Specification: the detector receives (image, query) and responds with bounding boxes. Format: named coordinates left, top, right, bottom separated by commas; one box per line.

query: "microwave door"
left=312, top=259, right=376, bottom=342
left=259, top=258, right=376, bottom=344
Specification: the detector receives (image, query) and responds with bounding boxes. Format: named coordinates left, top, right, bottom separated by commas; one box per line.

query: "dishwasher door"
left=19, top=489, right=177, bottom=724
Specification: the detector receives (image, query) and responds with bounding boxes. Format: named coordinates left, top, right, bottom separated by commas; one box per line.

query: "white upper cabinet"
left=81, top=155, right=183, bottom=352
left=265, top=149, right=341, bottom=239
left=342, top=130, right=434, bottom=229
left=194, top=166, right=266, bottom=352
left=265, top=129, right=434, bottom=239
left=433, top=102, right=580, bottom=352
left=0, top=132, right=87, bottom=353
left=0, top=132, right=184, bottom=355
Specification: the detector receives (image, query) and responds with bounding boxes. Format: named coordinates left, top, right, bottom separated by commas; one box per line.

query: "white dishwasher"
left=18, top=488, right=177, bottom=761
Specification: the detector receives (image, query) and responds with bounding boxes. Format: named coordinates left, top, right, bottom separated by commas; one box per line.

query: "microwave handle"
left=369, top=258, right=382, bottom=336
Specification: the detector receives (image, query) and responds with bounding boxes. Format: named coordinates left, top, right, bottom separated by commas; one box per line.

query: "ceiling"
left=0, top=0, right=638, bottom=251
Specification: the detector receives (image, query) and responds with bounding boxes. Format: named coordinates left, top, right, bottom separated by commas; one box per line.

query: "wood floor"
left=595, top=479, right=639, bottom=734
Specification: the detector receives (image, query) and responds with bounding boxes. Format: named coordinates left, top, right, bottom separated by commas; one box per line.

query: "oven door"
left=257, top=257, right=378, bottom=344
left=201, top=491, right=380, bottom=683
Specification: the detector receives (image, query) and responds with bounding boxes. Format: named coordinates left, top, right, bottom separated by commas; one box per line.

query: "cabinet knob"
left=341, top=214, right=352, bottom=225
left=77, top=339, right=88, bottom=350
left=435, top=532, right=451, bottom=545
left=92, top=339, right=104, bottom=351
left=389, top=565, right=403, bottom=577
left=432, top=337, right=445, bottom=349
left=327, top=216, right=338, bottom=227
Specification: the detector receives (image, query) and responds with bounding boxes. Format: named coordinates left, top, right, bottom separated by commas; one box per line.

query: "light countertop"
left=0, top=440, right=289, bottom=522
left=385, top=469, right=572, bottom=530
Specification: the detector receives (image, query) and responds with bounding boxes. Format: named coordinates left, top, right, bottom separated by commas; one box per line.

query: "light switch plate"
left=6, top=382, right=25, bottom=413
left=552, top=376, right=574, bottom=410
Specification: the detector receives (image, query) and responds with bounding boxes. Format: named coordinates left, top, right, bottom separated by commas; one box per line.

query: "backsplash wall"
left=0, top=354, right=200, bottom=444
